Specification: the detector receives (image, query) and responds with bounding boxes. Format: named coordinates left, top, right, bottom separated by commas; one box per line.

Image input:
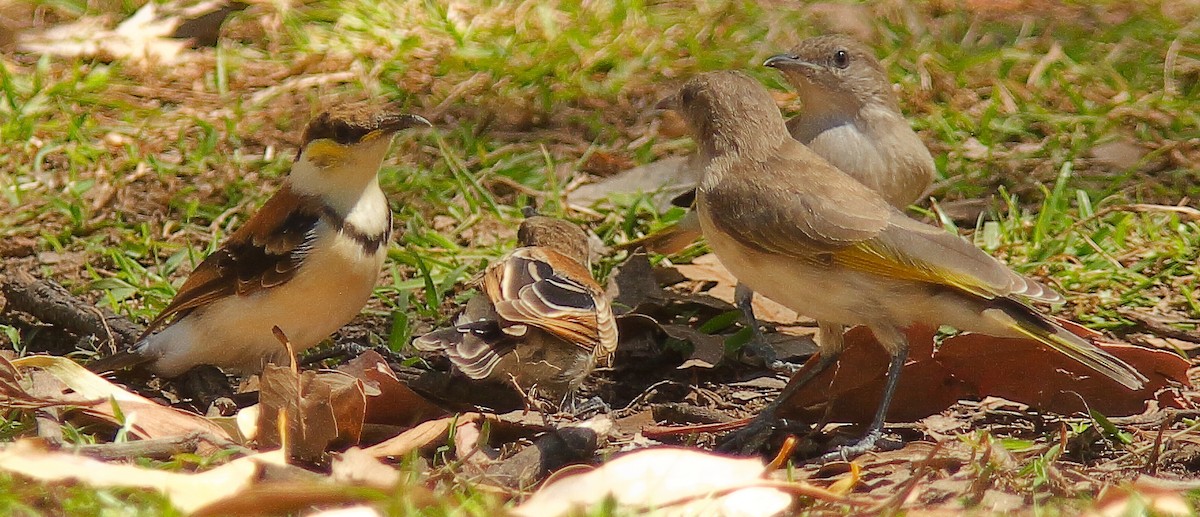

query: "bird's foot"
left=564, top=396, right=611, bottom=419
left=742, top=339, right=802, bottom=374
left=717, top=415, right=809, bottom=455
left=811, top=429, right=902, bottom=464
left=765, top=359, right=803, bottom=374
left=170, top=365, right=234, bottom=413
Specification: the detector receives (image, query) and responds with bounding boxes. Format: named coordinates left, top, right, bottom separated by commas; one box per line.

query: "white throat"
left=288, top=138, right=393, bottom=235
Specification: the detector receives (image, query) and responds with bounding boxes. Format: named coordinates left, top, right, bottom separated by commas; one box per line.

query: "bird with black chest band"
left=88, top=103, right=430, bottom=377
left=626, top=35, right=936, bottom=370
left=659, top=70, right=1145, bottom=461
left=413, top=210, right=618, bottom=412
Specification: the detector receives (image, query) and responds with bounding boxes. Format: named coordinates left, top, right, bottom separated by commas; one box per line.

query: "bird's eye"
left=333, top=124, right=353, bottom=144
left=680, top=87, right=696, bottom=106
left=833, top=49, right=850, bottom=69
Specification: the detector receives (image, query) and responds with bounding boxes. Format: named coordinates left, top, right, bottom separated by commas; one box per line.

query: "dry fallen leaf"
left=19, top=2, right=189, bottom=66
left=0, top=439, right=288, bottom=514
left=257, top=365, right=367, bottom=462
left=513, top=447, right=804, bottom=517
left=1090, top=476, right=1199, bottom=516
left=331, top=447, right=401, bottom=489
left=337, top=350, right=445, bottom=427
left=936, top=333, right=1190, bottom=416
left=566, top=156, right=700, bottom=210
left=671, top=253, right=805, bottom=326
left=778, top=326, right=972, bottom=423
left=777, top=324, right=1191, bottom=424
left=362, top=413, right=485, bottom=458
left=6, top=355, right=232, bottom=452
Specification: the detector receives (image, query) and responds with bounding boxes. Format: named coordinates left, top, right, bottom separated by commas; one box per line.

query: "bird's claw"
left=810, top=428, right=902, bottom=464
left=565, top=395, right=610, bottom=419
left=765, top=359, right=803, bottom=374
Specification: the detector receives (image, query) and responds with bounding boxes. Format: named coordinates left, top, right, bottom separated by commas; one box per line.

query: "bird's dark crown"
left=301, top=103, right=429, bottom=147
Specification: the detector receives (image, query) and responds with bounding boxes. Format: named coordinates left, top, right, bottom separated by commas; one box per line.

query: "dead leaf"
left=605, top=252, right=667, bottom=311
left=566, top=156, right=700, bottom=210
left=362, top=413, right=484, bottom=458
left=7, top=356, right=232, bottom=452
left=337, top=350, right=445, bottom=427
left=484, top=416, right=610, bottom=490
left=581, top=150, right=636, bottom=177
left=807, top=3, right=876, bottom=42
left=19, top=3, right=189, bottom=66
left=170, top=0, right=248, bottom=48
left=513, top=447, right=804, bottom=517
left=670, top=253, right=805, bottom=326
left=776, top=324, right=1191, bottom=424
left=452, top=417, right=499, bottom=474
left=306, top=506, right=385, bottom=517
left=1090, top=476, right=1198, bottom=516
left=257, top=365, right=367, bottom=461
left=0, top=439, right=289, bottom=514
left=193, top=482, right=399, bottom=517
left=331, top=447, right=401, bottom=489
left=937, top=333, right=1191, bottom=416
left=777, top=326, right=974, bottom=424
left=1089, top=139, right=1149, bottom=171
left=661, top=323, right=727, bottom=368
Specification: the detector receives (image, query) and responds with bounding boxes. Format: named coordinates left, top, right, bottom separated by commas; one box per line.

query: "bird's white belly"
left=143, top=235, right=386, bottom=376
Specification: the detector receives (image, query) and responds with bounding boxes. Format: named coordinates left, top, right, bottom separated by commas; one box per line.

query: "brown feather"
left=141, top=184, right=323, bottom=338
left=482, top=247, right=616, bottom=357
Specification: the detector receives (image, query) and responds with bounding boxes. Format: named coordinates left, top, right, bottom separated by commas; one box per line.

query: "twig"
left=72, top=432, right=219, bottom=461
left=1101, top=410, right=1200, bottom=469
left=1119, top=309, right=1200, bottom=344
left=641, top=417, right=754, bottom=439
left=1144, top=409, right=1200, bottom=475
left=651, top=402, right=733, bottom=425
left=872, top=442, right=945, bottom=514
left=0, top=269, right=143, bottom=350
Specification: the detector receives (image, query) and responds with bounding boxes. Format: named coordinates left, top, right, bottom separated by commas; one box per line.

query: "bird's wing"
left=141, top=184, right=322, bottom=337
left=703, top=139, right=892, bottom=257
left=836, top=214, right=1063, bottom=302
left=483, top=247, right=618, bottom=357
left=411, top=295, right=513, bottom=380
left=705, top=139, right=1060, bottom=303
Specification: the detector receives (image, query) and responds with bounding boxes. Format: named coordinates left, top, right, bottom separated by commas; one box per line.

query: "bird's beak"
left=654, top=95, right=677, bottom=112
left=763, top=54, right=817, bottom=71
left=380, top=113, right=432, bottom=133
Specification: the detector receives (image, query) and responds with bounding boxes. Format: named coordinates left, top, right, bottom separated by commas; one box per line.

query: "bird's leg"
left=718, top=323, right=844, bottom=454
left=563, top=393, right=610, bottom=419
left=170, top=365, right=234, bottom=413
left=735, top=283, right=801, bottom=373
left=815, top=327, right=909, bottom=463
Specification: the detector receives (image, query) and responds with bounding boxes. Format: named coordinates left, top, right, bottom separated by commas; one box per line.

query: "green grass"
left=1, top=0, right=1198, bottom=514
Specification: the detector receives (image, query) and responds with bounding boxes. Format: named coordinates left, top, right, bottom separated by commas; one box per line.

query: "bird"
left=625, top=35, right=936, bottom=370
left=88, top=103, right=430, bottom=377
left=658, top=70, right=1146, bottom=460
left=412, top=211, right=618, bottom=410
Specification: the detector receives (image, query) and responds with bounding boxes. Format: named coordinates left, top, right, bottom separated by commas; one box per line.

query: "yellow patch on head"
left=303, top=139, right=349, bottom=168
left=359, top=129, right=388, bottom=143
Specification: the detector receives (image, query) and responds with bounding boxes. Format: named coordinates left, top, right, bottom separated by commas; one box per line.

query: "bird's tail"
left=86, top=349, right=152, bottom=374
left=413, top=322, right=507, bottom=380
left=990, top=297, right=1147, bottom=390
left=616, top=212, right=703, bottom=255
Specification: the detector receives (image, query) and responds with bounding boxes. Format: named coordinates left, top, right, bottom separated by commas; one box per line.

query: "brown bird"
left=628, top=35, right=936, bottom=369
left=659, top=70, right=1145, bottom=460
left=89, top=104, right=430, bottom=377
left=413, top=212, right=618, bottom=409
